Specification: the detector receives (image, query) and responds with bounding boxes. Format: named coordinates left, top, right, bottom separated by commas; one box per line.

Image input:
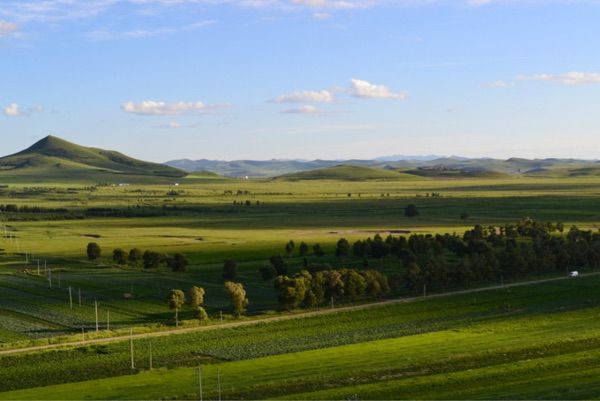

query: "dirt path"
left=1, top=272, right=596, bottom=356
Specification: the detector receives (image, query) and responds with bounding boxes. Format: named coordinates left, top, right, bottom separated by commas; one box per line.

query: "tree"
left=224, top=281, right=249, bottom=317
left=299, top=241, right=309, bottom=257
left=196, top=307, right=208, bottom=324
left=274, top=275, right=308, bottom=310
left=269, top=255, right=287, bottom=275
left=86, top=242, right=101, bottom=261
left=128, top=248, right=143, bottom=267
left=313, top=243, right=325, bottom=258
left=259, top=265, right=277, bottom=281
left=188, top=286, right=207, bottom=325
left=143, top=251, right=162, bottom=269
left=223, top=259, right=237, bottom=280
left=167, top=289, right=186, bottom=326
left=342, top=269, right=367, bottom=301
left=112, top=248, right=127, bottom=265
left=335, top=238, right=351, bottom=258
left=188, top=286, right=205, bottom=309
left=325, top=270, right=344, bottom=301
left=166, top=253, right=189, bottom=272
left=285, top=240, right=295, bottom=257
left=304, top=271, right=326, bottom=307
left=404, top=204, right=419, bottom=217
left=404, top=262, right=423, bottom=290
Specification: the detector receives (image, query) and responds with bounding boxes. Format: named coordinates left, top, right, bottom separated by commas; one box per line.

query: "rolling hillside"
left=167, top=156, right=600, bottom=179
left=0, top=136, right=186, bottom=183
left=277, top=165, right=418, bottom=181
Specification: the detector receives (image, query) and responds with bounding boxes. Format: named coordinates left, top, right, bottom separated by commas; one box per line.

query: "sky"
left=1, top=0, right=599, bottom=162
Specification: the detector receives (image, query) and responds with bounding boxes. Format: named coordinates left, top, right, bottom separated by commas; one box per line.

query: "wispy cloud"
left=484, top=80, right=514, bottom=88
left=290, top=0, right=379, bottom=9
left=86, top=20, right=215, bottom=41
left=122, top=100, right=227, bottom=115
left=272, top=90, right=335, bottom=103
left=3, top=103, right=42, bottom=117
left=0, top=20, right=19, bottom=36
left=281, top=104, right=321, bottom=114
left=518, top=71, right=600, bottom=85
left=350, top=78, right=407, bottom=99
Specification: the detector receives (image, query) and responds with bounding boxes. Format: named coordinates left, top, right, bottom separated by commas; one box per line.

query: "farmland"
left=2, top=172, right=600, bottom=399
left=2, top=275, right=600, bottom=399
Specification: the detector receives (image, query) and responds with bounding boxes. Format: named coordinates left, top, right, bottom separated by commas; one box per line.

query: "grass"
left=3, top=275, right=600, bottom=399
left=2, top=173, right=600, bottom=399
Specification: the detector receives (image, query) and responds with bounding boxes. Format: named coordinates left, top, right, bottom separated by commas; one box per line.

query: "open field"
left=2, top=275, right=600, bottom=399
left=2, top=174, right=600, bottom=399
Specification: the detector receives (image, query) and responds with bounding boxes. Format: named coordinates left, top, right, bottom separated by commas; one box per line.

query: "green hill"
left=277, top=164, right=419, bottom=181
left=0, top=136, right=186, bottom=183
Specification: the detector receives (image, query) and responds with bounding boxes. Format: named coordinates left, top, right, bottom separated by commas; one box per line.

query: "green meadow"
left=2, top=172, right=600, bottom=399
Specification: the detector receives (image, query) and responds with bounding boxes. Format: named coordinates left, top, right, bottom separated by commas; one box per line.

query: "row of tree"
left=86, top=243, right=189, bottom=272
left=273, top=269, right=390, bottom=310
left=166, top=281, right=249, bottom=325
left=336, top=219, right=599, bottom=291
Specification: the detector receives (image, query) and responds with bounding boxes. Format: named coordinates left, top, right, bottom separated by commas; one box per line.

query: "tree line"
left=86, top=243, right=189, bottom=272
left=274, top=268, right=389, bottom=310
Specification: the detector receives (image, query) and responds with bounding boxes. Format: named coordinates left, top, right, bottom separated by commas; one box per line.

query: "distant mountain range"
left=166, top=156, right=600, bottom=178
left=1, top=136, right=599, bottom=183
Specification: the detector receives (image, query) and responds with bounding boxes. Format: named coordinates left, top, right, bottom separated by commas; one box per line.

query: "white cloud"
left=0, top=20, right=19, bottom=36
left=2, top=103, right=42, bottom=116
left=350, top=78, right=407, bottom=99
left=281, top=105, right=320, bottom=114
left=3, top=103, right=21, bottom=116
left=518, top=71, right=600, bottom=86
left=122, top=100, right=224, bottom=115
left=484, top=80, right=514, bottom=88
left=273, top=90, right=334, bottom=103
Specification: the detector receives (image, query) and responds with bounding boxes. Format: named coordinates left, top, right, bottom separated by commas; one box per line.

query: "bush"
left=404, top=204, right=419, bottom=217
left=87, top=242, right=101, bottom=261
left=223, top=259, right=237, bottom=280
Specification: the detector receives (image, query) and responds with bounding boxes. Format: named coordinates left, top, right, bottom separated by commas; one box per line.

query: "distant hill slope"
left=0, top=136, right=186, bottom=183
left=166, top=159, right=343, bottom=178
left=168, top=156, right=600, bottom=179
left=277, top=165, right=419, bottom=181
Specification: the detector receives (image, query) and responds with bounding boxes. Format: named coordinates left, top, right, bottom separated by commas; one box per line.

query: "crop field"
left=2, top=175, right=600, bottom=399
left=2, top=275, right=600, bottom=399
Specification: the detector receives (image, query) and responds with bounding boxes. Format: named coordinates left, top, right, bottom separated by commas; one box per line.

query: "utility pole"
left=95, top=300, right=99, bottom=332
left=197, top=366, right=203, bottom=401
left=48, top=268, right=52, bottom=288
left=217, top=368, right=222, bottom=401
left=149, top=341, right=153, bottom=370
left=130, top=328, right=135, bottom=370
left=330, top=296, right=334, bottom=309
left=68, top=286, right=73, bottom=309
left=423, top=283, right=427, bottom=298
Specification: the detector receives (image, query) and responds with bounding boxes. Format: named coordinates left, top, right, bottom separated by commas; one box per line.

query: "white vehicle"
left=569, top=271, right=579, bottom=277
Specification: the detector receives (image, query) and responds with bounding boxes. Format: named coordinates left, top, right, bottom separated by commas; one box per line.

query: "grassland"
left=2, top=171, right=600, bottom=399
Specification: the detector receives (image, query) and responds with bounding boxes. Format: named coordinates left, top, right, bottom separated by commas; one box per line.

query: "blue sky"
left=1, top=0, right=599, bottom=162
